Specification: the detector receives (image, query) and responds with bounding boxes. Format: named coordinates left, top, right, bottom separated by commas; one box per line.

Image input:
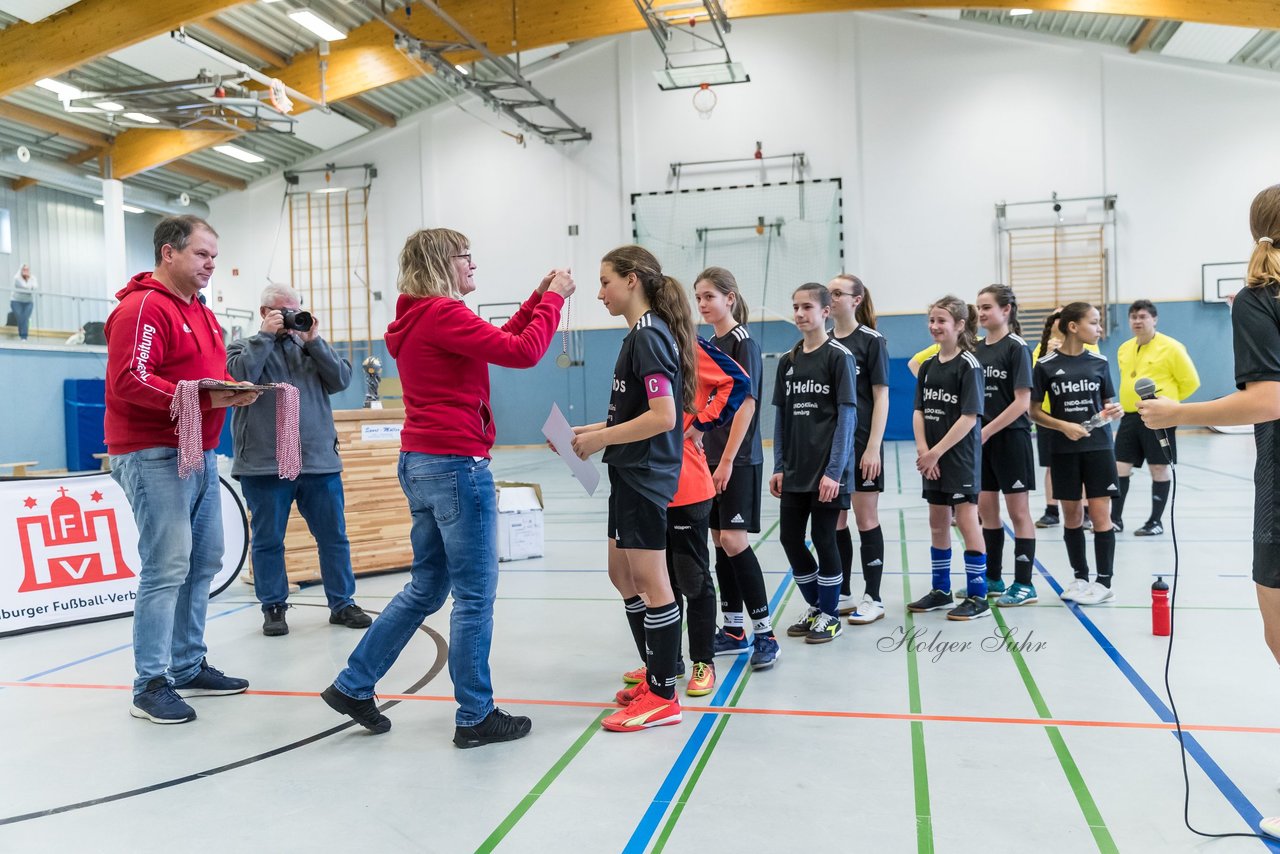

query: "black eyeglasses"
left=828, top=290, right=854, bottom=299
left=452, top=253, right=473, bottom=263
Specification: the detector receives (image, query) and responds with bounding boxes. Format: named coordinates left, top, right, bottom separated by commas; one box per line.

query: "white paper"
left=541, top=403, right=600, bottom=496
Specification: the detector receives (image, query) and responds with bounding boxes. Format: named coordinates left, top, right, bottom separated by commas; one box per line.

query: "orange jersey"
left=671, top=340, right=747, bottom=507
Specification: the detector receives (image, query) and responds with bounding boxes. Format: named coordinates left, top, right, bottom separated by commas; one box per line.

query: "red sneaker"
left=614, top=680, right=649, bottom=706
left=621, top=665, right=647, bottom=685
left=601, top=690, right=682, bottom=732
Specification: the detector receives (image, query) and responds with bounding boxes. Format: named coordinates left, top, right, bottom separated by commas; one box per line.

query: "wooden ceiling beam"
left=340, top=96, right=397, bottom=128
left=66, top=146, right=103, bottom=166
left=1128, top=18, right=1160, bottom=53
left=192, top=18, right=291, bottom=68
left=0, top=102, right=110, bottom=148
left=0, top=0, right=250, bottom=100
left=162, top=158, right=249, bottom=190
left=10, top=177, right=38, bottom=191
left=107, top=129, right=240, bottom=180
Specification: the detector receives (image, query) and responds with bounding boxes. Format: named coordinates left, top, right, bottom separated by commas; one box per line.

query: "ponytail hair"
left=929, top=294, right=979, bottom=353
left=833, top=273, right=877, bottom=329
left=1248, top=184, right=1280, bottom=289
left=695, top=266, right=749, bottom=326
left=978, top=283, right=1021, bottom=336
left=602, top=245, right=698, bottom=414
left=1037, top=310, right=1062, bottom=361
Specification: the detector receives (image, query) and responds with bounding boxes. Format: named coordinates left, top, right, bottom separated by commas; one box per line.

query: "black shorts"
left=1036, top=426, right=1054, bottom=468
left=1048, top=450, right=1120, bottom=501
left=981, top=429, right=1036, bottom=494
left=607, top=468, right=668, bottom=550
left=922, top=489, right=978, bottom=506
left=852, top=437, right=885, bottom=493
left=780, top=488, right=850, bottom=512
left=1115, top=412, right=1177, bottom=467
left=1256, top=543, right=1280, bottom=588
left=709, top=463, right=762, bottom=532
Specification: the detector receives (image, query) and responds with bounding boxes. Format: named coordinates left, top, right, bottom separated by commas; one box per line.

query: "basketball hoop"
left=692, top=83, right=716, bottom=120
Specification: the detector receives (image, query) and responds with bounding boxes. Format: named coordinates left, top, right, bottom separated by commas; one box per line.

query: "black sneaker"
left=131, top=676, right=196, bottom=724
left=173, top=659, right=249, bottom=697
left=263, top=604, right=289, bottom=637
left=1035, top=512, right=1060, bottom=529
left=1111, top=519, right=1124, bottom=534
left=785, top=606, right=820, bottom=637
left=322, top=683, right=391, bottom=734
left=804, top=612, right=843, bottom=644
left=1134, top=520, right=1164, bottom=537
left=454, top=707, right=532, bottom=749
left=907, top=589, right=954, bottom=612
left=946, top=596, right=992, bottom=621
left=330, top=604, right=373, bottom=629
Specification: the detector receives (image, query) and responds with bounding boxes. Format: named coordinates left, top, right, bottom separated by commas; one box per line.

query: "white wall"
left=210, top=11, right=1280, bottom=328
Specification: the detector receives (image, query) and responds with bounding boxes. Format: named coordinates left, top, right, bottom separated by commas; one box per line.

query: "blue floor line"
left=1005, top=523, right=1280, bottom=850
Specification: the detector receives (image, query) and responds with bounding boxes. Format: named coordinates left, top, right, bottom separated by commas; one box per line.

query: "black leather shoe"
left=330, top=604, right=373, bottom=629
left=263, top=604, right=289, bottom=637
left=454, top=708, right=531, bottom=749
left=322, top=684, right=391, bottom=734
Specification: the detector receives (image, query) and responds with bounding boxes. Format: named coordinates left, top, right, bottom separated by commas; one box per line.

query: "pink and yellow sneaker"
left=602, top=690, right=682, bottom=732
left=686, top=662, right=716, bottom=697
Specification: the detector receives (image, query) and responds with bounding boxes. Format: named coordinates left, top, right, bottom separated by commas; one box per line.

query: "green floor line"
left=650, top=580, right=799, bottom=853
left=474, top=710, right=610, bottom=853
left=474, top=519, right=781, bottom=852
left=990, top=606, right=1118, bottom=854
left=894, top=441, right=903, bottom=494
left=899, top=511, right=934, bottom=854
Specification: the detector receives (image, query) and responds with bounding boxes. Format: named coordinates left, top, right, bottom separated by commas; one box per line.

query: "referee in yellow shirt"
left=1112, top=300, right=1200, bottom=535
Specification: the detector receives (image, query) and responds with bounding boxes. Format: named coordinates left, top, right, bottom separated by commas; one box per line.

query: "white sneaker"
left=837, top=593, right=858, bottom=616
left=847, top=595, right=886, bottom=625
left=1060, top=579, right=1090, bottom=601
left=1260, top=816, right=1280, bottom=838
left=1073, top=581, right=1116, bottom=606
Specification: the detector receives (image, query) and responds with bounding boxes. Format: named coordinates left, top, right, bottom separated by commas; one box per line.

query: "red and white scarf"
left=170, top=380, right=301, bottom=480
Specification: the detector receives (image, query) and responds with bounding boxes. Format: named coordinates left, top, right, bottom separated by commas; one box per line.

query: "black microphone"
left=1134, top=377, right=1171, bottom=450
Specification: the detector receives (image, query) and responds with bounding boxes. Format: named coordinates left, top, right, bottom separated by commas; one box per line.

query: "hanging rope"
left=170, top=380, right=301, bottom=481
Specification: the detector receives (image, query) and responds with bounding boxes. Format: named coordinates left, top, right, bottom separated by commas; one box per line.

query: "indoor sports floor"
left=2, top=432, right=1279, bottom=853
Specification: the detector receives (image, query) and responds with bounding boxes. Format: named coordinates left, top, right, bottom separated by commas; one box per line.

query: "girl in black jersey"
left=908, top=295, right=990, bottom=621
left=827, top=273, right=890, bottom=626
left=693, top=267, right=779, bottom=671
left=973, top=285, right=1039, bottom=608
left=772, top=282, right=856, bottom=644
left=571, top=245, right=697, bottom=732
left=1030, top=303, right=1123, bottom=607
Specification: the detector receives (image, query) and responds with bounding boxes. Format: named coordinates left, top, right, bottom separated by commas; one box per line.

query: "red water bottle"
left=1152, top=576, right=1170, bottom=636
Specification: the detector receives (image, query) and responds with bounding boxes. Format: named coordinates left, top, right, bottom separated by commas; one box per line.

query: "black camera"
left=280, top=308, right=313, bottom=332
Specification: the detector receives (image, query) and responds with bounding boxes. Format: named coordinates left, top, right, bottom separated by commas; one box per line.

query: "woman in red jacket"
left=323, top=228, right=574, bottom=748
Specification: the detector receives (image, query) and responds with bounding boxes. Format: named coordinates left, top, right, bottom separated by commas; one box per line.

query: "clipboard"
left=199, top=381, right=277, bottom=392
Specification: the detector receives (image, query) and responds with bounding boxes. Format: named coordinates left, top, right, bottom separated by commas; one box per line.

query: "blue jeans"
left=335, top=453, right=498, bottom=726
left=10, top=300, right=32, bottom=340
left=110, top=447, right=223, bottom=695
left=240, top=472, right=356, bottom=613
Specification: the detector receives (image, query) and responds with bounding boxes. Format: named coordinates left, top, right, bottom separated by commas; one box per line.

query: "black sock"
left=860, top=526, right=885, bottom=601
left=645, top=602, right=682, bottom=700
left=1044, top=504, right=1060, bottom=518
left=1150, top=480, right=1171, bottom=524
left=1013, top=537, right=1036, bottom=586
left=623, top=596, right=647, bottom=663
left=1064, top=526, right=1089, bottom=580
left=836, top=526, right=854, bottom=596
left=1094, top=529, right=1116, bottom=588
left=714, top=546, right=742, bottom=621
left=1113, top=475, right=1130, bottom=524
left=729, top=547, right=772, bottom=633
left=982, top=527, right=1005, bottom=581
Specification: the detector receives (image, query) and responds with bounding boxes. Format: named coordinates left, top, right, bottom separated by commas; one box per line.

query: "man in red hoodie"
left=105, top=215, right=259, bottom=725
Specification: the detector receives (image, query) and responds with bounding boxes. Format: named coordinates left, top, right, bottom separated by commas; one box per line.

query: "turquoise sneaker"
left=985, top=579, right=1007, bottom=597
left=996, top=583, right=1039, bottom=607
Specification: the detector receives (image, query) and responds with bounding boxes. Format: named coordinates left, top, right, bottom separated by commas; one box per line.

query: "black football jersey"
left=976, top=333, right=1033, bottom=430
left=601, top=311, right=683, bottom=506
left=772, top=338, right=856, bottom=493
left=1232, top=284, right=1280, bottom=550
left=1031, top=349, right=1116, bottom=455
left=914, top=350, right=984, bottom=493
left=705, top=324, right=764, bottom=467
left=833, top=324, right=889, bottom=446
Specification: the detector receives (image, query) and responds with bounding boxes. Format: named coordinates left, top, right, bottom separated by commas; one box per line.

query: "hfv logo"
left=17, top=487, right=135, bottom=592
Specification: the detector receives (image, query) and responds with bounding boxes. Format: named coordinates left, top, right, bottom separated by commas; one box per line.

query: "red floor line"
left=5, top=680, right=1279, bottom=735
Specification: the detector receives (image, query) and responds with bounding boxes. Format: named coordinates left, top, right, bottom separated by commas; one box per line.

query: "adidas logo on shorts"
left=863, top=479, right=875, bottom=486
left=1012, top=480, right=1024, bottom=489
left=952, top=493, right=965, bottom=499
left=1107, top=483, right=1118, bottom=491
left=730, top=513, right=745, bottom=524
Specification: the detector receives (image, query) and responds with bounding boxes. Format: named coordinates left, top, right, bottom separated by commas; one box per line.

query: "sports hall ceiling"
left=0, top=0, right=1275, bottom=203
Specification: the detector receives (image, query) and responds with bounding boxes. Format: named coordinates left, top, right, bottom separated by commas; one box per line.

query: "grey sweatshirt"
left=226, top=331, right=352, bottom=477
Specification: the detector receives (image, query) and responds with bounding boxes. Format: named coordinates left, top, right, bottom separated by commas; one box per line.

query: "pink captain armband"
left=644, top=373, right=673, bottom=399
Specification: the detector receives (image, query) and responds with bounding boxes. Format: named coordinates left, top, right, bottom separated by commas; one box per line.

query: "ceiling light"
left=124, top=112, right=159, bottom=124
left=1009, top=8, right=1033, bottom=15
left=95, top=101, right=124, bottom=112
left=35, top=78, right=83, bottom=99
left=213, top=144, right=266, bottom=163
left=314, top=187, right=348, bottom=194
left=94, top=199, right=146, bottom=214
left=455, top=64, right=469, bottom=75
left=287, top=9, right=348, bottom=41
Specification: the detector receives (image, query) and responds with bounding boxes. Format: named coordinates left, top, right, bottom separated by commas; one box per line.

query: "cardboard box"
left=496, top=481, right=544, bottom=562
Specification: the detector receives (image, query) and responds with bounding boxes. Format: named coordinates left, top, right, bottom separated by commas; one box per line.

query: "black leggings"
left=667, top=500, right=716, bottom=664
left=779, top=493, right=842, bottom=609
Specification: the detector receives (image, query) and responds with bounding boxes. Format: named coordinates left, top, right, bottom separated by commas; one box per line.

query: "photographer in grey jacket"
left=227, top=283, right=371, bottom=637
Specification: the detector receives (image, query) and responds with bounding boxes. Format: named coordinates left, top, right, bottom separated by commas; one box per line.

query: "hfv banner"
left=0, top=473, right=247, bottom=637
